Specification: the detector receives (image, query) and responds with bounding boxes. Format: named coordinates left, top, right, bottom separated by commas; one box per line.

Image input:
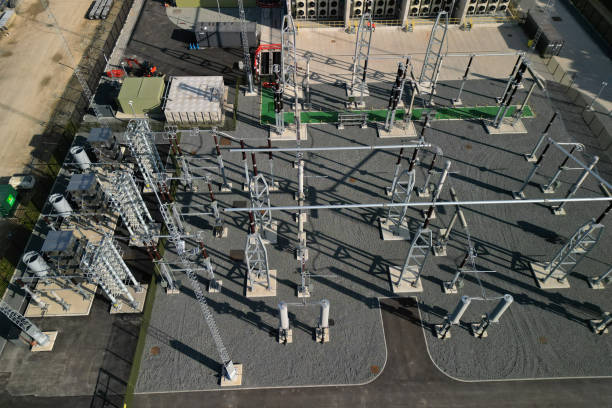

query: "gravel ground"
left=135, top=76, right=612, bottom=392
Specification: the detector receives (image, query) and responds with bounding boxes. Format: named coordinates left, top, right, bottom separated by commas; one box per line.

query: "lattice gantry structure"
left=0, top=300, right=50, bottom=347
left=347, top=11, right=373, bottom=106
left=156, top=190, right=239, bottom=381
left=243, top=211, right=274, bottom=297
left=380, top=168, right=416, bottom=240
left=125, top=119, right=169, bottom=198
left=281, top=15, right=299, bottom=104
left=80, top=235, right=142, bottom=311
left=419, top=11, right=448, bottom=103
left=531, top=219, right=604, bottom=289
left=238, top=0, right=255, bottom=94
left=245, top=231, right=273, bottom=295
left=105, top=171, right=154, bottom=245
left=249, top=174, right=272, bottom=232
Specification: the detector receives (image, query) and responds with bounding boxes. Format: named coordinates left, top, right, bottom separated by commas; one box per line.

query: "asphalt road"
left=132, top=297, right=612, bottom=408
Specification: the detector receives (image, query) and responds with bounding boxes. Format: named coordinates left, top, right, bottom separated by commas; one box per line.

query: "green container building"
left=117, top=77, right=165, bottom=115
left=0, top=185, right=18, bottom=217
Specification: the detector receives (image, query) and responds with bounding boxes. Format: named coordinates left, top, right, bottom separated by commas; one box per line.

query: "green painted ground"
left=260, top=87, right=534, bottom=125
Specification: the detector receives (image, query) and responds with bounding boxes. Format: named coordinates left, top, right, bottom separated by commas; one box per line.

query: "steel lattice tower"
left=0, top=300, right=50, bottom=346
left=245, top=232, right=271, bottom=291
left=125, top=119, right=169, bottom=196
left=105, top=171, right=154, bottom=243
left=157, top=198, right=238, bottom=381
left=238, top=0, right=254, bottom=94
left=350, top=12, right=373, bottom=95
left=249, top=174, right=272, bottom=231
left=80, top=235, right=141, bottom=310
left=387, top=169, right=416, bottom=233
left=419, top=11, right=448, bottom=88
left=281, top=15, right=299, bottom=112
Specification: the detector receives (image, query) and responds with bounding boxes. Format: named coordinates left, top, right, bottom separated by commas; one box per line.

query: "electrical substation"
left=0, top=0, right=611, bottom=403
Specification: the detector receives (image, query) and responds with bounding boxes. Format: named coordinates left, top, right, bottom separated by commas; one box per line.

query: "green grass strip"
left=123, top=272, right=158, bottom=408
left=260, top=86, right=535, bottom=125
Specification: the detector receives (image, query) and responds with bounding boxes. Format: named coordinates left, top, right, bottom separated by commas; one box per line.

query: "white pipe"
left=229, top=143, right=430, bottom=153
left=224, top=196, right=612, bottom=213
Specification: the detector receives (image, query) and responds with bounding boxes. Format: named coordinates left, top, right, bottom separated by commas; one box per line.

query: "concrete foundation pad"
left=388, top=266, right=424, bottom=293
left=31, top=331, right=58, bottom=352
left=315, top=327, right=330, bottom=343
left=588, top=277, right=608, bottom=289
left=377, top=120, right=417, bottom=138
left=441, top=281, right=458, bottom=294
left=378, top=217, right=411, bottom=241
left=470, top=323, right=489, bottom=338
left=208, top=279, right=222, bottom=293
left=416, top=187, right=431, bottom=198
left=297, top=285, right=311, bottom=298
left=214, top=226, right=229, bottom=239
left=220, top=364, right=243, bottom=386
left=219, top=182, right=233, bottom=192
left=268, top=181, right=280, bottom=192
left=434, top=325, right=451, bottom=339
left=111, top=284, right=148, bottom=314
left=25, top=280, right=97, bottom=318
left=432, top=244, right=447, bottom=257
left=269, top=124, right=308, bottom=141
left=540, top=182, right=559, bottom=194
left=530, top=262, right=571, bottom=289
left=485, top=118, right=528, bottom=135
left=278, top=329, right=293, bottom=344
left=589, top=313, right=611, bottom=334
left=245, top=270, right=277, bottom=298
left=551, top=206, right=567, bottom=216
